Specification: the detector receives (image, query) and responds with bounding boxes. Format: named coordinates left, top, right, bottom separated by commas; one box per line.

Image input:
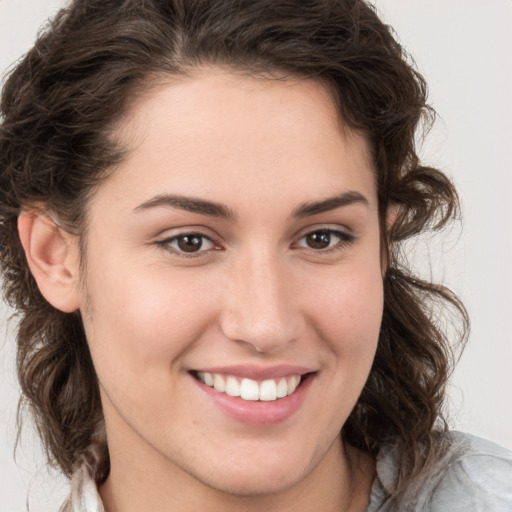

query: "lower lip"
left=191, top=373, right=315, bottom=426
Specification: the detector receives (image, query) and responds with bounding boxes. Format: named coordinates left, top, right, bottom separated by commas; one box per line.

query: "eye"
left=296, top=229, right=354, bottom=251
left=159, top=233, right=216, bottom=255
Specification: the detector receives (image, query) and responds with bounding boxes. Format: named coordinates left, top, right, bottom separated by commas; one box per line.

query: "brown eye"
left=177, top=234, right=204, bottom=252
left=305, top=230, right=332, bottom=249
left=161, top=233, right=216, bottom=255
left=296, top=228, right=354, bottom=252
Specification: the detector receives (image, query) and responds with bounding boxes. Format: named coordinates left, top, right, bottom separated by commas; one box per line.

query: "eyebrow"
left=292, top=191, right=369, bottom=218
left=133, top=194, right=238, bottom=221
left=133, top=190, right=368, bottom=221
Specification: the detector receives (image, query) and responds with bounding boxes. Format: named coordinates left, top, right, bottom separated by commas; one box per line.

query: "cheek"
left=295, top=259, right=383, bottom=446
left=303, top=258, right=384, bottom=360
left=80, top=259, right=219, bottom=394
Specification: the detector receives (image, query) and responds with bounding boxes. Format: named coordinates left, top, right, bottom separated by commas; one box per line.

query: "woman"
left=0, top=0, right=511, bottom=510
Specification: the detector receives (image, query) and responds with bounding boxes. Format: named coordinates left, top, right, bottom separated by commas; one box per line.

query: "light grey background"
left=1, top=1, right=511, bottom=510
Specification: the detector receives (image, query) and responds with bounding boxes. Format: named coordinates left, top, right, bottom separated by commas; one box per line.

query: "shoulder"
left=368, top=431, right=512, bottom=512
left=428, top=432, right=512, bottom=511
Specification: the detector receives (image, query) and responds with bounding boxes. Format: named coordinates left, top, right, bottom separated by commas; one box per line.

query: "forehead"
left=96, top=69, right=376, bottom=216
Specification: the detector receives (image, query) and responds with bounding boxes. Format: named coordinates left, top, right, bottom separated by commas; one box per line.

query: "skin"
left=21, top=69, right=384, bottom=511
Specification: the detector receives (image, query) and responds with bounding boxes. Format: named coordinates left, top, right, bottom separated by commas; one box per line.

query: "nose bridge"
left=221, top=245, right=301, bottom=353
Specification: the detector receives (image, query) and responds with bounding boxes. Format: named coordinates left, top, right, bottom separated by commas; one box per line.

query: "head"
left=0, top=0, right=467, bottom=496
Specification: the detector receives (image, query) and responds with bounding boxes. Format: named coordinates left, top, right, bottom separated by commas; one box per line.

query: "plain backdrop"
left=1, top=1, right=511, bottom=510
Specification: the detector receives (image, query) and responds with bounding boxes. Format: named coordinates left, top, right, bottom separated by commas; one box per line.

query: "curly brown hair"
left=0, top=0, right=468, bottom=499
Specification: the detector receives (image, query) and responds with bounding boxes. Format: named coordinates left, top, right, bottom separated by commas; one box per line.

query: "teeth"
left=213, top=373, right=226, bottom=393
left=225, top=376, right=241, bottom=397
left=240, top=378, right=260, bottom=400
left=260, top=379, right=277, bottom=401
left=287, top=375, right=300, bottom=395
left=276, top=378, right=288, bottom=398
left=196, top=372, right=303, bottom=402
left=204, top=372, right=214, bottom=386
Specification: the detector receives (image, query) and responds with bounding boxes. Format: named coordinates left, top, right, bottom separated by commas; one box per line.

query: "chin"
left=199, top=464, right=308, bottom=497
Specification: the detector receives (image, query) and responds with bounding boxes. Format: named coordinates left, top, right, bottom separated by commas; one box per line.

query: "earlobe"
left=18, top=209, right=81, bottom=313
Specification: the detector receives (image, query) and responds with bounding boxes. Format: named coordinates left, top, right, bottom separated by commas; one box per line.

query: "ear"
left=386, top=203, right=399, bottom=231
left=18, top=209, right=81, bottom=312
left=382, top=203, right=399, bottom=273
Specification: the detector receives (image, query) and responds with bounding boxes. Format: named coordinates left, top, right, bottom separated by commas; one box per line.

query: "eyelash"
left=156, top=228, right=355, bottom=258
left=295, top=228, right=355, bottom=253
left=156, top=232, right=219, bottom=258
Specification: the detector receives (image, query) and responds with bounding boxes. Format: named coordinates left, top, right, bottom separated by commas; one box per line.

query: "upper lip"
left=191, top=364, right=315, bottom=381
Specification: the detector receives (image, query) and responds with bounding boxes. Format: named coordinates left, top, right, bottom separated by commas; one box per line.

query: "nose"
left=220, top=249, right=303, bottom=354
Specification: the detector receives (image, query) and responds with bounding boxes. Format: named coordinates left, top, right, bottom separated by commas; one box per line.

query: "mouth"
left=193, top=371, right=304, bottom=402
left=189, top=365, right=316, bottom=425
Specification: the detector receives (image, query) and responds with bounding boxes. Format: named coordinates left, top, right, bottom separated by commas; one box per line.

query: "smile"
left=196, top=371, right=301, bottom=402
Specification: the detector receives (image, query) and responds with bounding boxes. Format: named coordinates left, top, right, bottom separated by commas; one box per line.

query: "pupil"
left=178, top=235, right=202, bottom=252
left=307, top=231, right=330, bottom=249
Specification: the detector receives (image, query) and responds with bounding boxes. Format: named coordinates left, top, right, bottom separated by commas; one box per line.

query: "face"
left=76, top=70, right=384, bottom=498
